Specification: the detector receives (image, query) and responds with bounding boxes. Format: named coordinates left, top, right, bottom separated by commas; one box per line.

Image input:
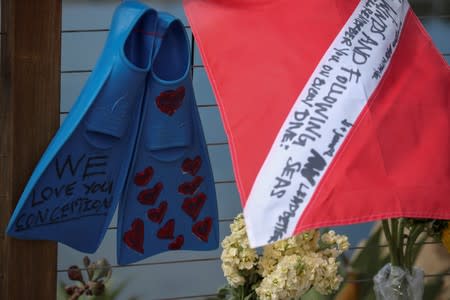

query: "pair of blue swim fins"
left=6, top=1, right=219, bottom=265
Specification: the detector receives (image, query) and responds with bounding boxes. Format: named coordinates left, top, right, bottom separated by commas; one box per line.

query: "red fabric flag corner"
left=184, top=0, right=450, bottom=247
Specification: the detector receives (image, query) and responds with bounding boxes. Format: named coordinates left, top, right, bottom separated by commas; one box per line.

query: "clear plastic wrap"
left=373, top=263, right=424, bottom=300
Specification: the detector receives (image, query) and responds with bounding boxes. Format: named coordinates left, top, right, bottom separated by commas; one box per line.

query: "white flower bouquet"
left=217, top=214, right=350, bottom=300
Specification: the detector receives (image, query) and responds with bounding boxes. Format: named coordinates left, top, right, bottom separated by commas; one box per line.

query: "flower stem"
left=405, top=223, right=425, bottom=272
left=397, top=218, right=405, bottom=267
left=382, top=219, right=399, bottom=266
left=391, top=219, right=399, bottom=266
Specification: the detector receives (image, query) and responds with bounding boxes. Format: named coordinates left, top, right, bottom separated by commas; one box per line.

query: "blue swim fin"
left=6, top=1, right=157, bottom=253
left=117, top=12, right=219, bottom=265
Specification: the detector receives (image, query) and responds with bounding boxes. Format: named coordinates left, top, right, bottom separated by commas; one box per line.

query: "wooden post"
left=0, top=0, right=61, bottom=299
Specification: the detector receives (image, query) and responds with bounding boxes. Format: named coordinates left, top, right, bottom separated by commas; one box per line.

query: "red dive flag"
left=183, top=0, right=450, bottom=247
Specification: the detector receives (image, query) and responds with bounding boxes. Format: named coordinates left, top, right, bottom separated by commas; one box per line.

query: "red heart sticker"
left=138, top=182, right=163, bottom=205
left=123, top=219, right=145, bottom=254
left=168, top=235, right=184, bottom=250
left=157, top=219, right=175, bottom=239
left=147, top=201, right=168, bottom=224
left=134, top=166, right=154, bottom=186
left=156, top=86, right=185, bottom=116
left=178, top=176, right=203, bottom=195
left=182, top=192, right=207, bottom=221
left=182, top=156, right=202, bottom=176
left=192, top=216, right=213, bottom=242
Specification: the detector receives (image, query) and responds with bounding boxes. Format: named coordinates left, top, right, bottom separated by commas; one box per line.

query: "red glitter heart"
left=182, top=156, right=202, bottom=176
left=156, top=86, right=185, bottom=116
left=168, top=235, right=184, bottom=250
left=147, top=201, right=168, bottom=224
left=123, top=219, right=144, bottom=254
left=134, top=166, right=154, bottom=186
left=157, top=219, right=175, bottom=239
left=178, top=176, right=203, bottom=195
left=138, top=182, right=163, bottom=205
left=192, top=217, right=213, bottom=242
left=182, top=192, right=207, bottom=221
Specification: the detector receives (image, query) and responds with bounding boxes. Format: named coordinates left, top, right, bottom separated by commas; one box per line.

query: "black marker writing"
left=328, top=48, right=350, bottom=64
left=31, top=181, right=77, bottom=207
left=83, top=180, right=113, bottom=195
left=56, top=154, right=86, bottom=179
left=323, top=129, right=344, bottom=157
left=271, top=157, right=302, bottom=199
left=268, top=182, right=309, bottom=243
left=280, top=110, right=310, bottom=150
left=301, top=149, right=326, bottom=186
left=83, top=155, right=108, bottom=180
left=15, top=197, right=113, bottom=231
left=353, top=31, right=379, bottom=65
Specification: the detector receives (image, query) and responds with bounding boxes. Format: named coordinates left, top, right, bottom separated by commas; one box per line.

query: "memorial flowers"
left=217, top=214, right=349, bottom=299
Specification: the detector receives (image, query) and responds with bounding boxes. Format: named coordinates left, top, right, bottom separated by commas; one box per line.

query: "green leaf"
left=244, top=292, right=255, bottom=300
left=216, top=286, right=231, bottom=299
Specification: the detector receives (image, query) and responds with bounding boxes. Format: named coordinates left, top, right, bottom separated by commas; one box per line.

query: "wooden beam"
left=0, top=0, right=61, bottom=299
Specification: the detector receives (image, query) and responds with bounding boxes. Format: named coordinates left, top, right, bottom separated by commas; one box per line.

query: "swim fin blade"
left=117, top=12, right=219, bottom=265
left=6, top=1, right=158, bottom=253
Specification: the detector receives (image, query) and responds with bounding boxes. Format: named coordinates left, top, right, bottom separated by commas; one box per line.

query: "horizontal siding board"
left=192, top=67, right=216, bottom=106
left=60, top=72, right=89, bottom=112
left=57, top=259, right=226, bottom=300
left=62, top=0, right=188, bottom=31
left=215, top=182, right=241, bottom=220
left=62, top=0, right=119, bottom=31
left=60, top=68, right=216, bottom=112
left=61, top=68, right=216, bottom=112
left=61, top=31, right=108, bottom=72
left=193, top=42, right=202, bottom=66
left=421, top=17, right=450, bottom=54
left=207, top=144, right=235, bottom=182
left=57, top=221, right=231, bottom=268
left=60, top=17, right=449, bottom=71
left=198, top=106, right=227, bottom=144
left=61, top=30, right=192, bottom=72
